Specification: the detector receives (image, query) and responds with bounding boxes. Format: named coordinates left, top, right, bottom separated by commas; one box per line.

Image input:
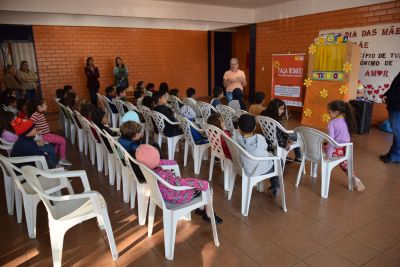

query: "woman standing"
left=223, top=58, right=247, bottom=103
left=84, top=57, right=100, bottom=106
left=381, top=71, right=400, bottom=164
left=113, top=57, right=129, bottom=89
left=16, top=61, right=38, bottom=100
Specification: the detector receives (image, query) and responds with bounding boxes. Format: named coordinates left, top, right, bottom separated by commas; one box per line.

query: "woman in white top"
left=223, top=58, right=247, bottom=103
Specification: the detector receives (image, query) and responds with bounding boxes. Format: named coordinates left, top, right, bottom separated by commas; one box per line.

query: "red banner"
left=271, top=54, right=306, bottom=107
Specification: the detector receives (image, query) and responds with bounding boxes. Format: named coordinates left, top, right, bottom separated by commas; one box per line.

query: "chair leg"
left=137, top=185, right=149, bottom=226
left=122, top=169, right=130, bottom=203
left=4, top=176, right=14, bottom=215
left=145, top=128, right=149, bottom=144
left=71, top=125, right=76, bottom=145
left=295, top=157, right=306, bottom=187
left=205, top=190, right=220, bottom=247
left=147, top=200, right=156, bottom=237
left=183, top=141, right=189, bottom=167
left=24, top=197, right=39, bottom=238
left=130, top=178, right=137, bottom=209
left=89, top=140, right=95, bottom=165
left=49, top=224, right=67, bottom=267
left=78, top=130, right=84, bottom=152
left=163, top=211, right=178, bottom=260
left=227, top=169, right=237, bottom=200
left=321, top=164, right=331, bottom=198
left=108, top=156, right=116, bottom=185
left=208, top=155, right=215, bottom=182
left=103, top=151, right=109, bottom=176
left=100, top=209, right=119, bottom=260
left=96, top=145, right=103, bottom=172
left=116, top=164, right=122, bottom=191
left=83, top=132, right=88, bottom=155
left=15, top=188, right=23, bottom=223
left=241, top=174, right=253, bottom=216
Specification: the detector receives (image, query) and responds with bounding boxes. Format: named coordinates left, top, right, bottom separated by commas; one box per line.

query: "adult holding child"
left=84, top=57, right=100, bottom=106
left=113, top=57, right=129, bottom=89
left=223, top=58, right=246, bottom=103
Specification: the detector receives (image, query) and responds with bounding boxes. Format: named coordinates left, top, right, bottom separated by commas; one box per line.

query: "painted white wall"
left=0, top=0, right=254, bottom=24
left=0, top=0, right=390, bottom=30
left=254, top=0, right=392, bottom=22
left=0, top=11, right=245, bottom=31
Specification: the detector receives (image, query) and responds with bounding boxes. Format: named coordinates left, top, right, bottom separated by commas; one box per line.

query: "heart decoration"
left=377, top=70, right=383, bottom=76
left=379, top=94, right=384, bottom=99
left=367, top=84, right=373, bottom=89
left=384, top=83, right=390, bottom=89
left=374, top=89, right=380, bottom=94
left=367, top=90, right=373, bottom=95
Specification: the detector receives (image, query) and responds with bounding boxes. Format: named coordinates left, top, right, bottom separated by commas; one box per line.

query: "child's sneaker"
left=353, top=176, right=365, bottom=192
left=59, top=159, right=72, bottom=166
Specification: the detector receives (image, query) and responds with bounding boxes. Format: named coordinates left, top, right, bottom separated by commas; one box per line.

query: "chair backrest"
left=199, top=102, right=218, bottom=121
left=66, top=107, right=83, bottom=129
left=103, top=130, right=128, bottom=167
left=0, top=138, right=14, bottom=155
left=21, top=166, right=84, bottom=221
left=75, top=111, right=90, bottom=135
left=203, top=124, right=228, bottom=160
left=123, top=101, right=140, bottom=114
left=96, top=93, right=107, bottom=109
left=91, top=123, right=114, bottom=154
left=256, top=115, right=278, bottom=148
left=219, top=105, right=235, bottom=133
left=236, top=109, right=249, bottom=118
left=183, top=98, right=201, bottom=117
left=221, top=134, right=244, bottom=175
left=79, top=115, right=101, bottom=144
left=176, top=115, right=197, bottom=145
left=59, top=103, right=73, bottom=122
left=0, top=154, right=34, bottom=197
left=152, top=111, right=167, bottom=133
left=103, top=95, right=117, bottom=115
left=138, top=105, right=155, bottom=131
left=113, top=98, right=126, bottom=117
left=144, top=89, right=153, bottom=97
left=169, top=95, right=183, bottom=114
left=293, top=126, right=330, bottom=162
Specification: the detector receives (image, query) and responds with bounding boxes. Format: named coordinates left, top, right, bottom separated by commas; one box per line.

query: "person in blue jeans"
left=381, top=71, right=400, bottom=164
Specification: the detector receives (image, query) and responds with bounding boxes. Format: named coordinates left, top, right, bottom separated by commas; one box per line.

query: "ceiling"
left=154, top=0, right=294, bottom=9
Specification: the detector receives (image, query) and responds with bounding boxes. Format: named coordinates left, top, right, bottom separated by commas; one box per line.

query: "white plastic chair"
left=123, top=101, right=140, bottom=114
left=183, top=98, right=201, bottom=118
left=0, top=138, right=14, bottom=156
left=257, top=115, right=301, bottom=170
left=203, top=124, right=233, bottom=191
left=79, top=116, right=103, bottom=170
left=137, top=159, right=220, bottom=260
left=152, top=111, right=183, bottom=160
left=294, top=126, right=353, bottom=198
left=64, top=107, right=84, bottom=152
left=176, top=115, right=210, bottom=174
left=222, top=135, right=287, bottom=216
left=144, top=89, right=153, bottom=97
left=199, top=102, right=218, bottom=122
left=0, top=155, right=72, bottom=238
left=21, top=166, right=118, bottom=267
left=219, top=105, right=236, bottom=134
left=236, top=109, right=249, bottom=118
left=138, top=105, right=157, bottom=144
left=0, top=143, right=16, bottom=215
left=103, top=95, right=119, bottom=128
left=91, top=124, right=119, bottom=185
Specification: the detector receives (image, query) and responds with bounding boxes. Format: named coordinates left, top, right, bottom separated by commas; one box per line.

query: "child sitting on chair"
left=207, top=113, right=232, bottom=160
left=153, top=91, right=182, bottom=137
left=249, top=92, right=266, bottom=116
left=119, top=121, right=143, bottom=155
left=135, top=144, right=222, bottom=224
left=210, top=87, right=224, bottom=110
left=237, top=114, right=279, bottom=197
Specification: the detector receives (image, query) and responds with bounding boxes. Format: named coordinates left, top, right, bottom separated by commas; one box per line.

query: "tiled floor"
left=1, top=115, right=400, bottom=267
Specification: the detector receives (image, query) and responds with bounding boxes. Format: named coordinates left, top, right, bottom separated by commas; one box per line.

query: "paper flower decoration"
left=308, top=44, right=317, bottom=54
left=343, top=62, right=352, bottom=73
left=339, top=85, right=348, bottom=95
left=320, top=88, right=328, bottom=99
left=304, top=77, right=312, bottom=88
left=273, top=60, right=280, bottom=69
left=303, top=108, right=312, bottom=118
left=322, top=113, right=331, bottom=123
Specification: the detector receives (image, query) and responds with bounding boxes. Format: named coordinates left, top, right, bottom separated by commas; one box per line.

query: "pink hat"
left=135, top=144, right=160, bottom=169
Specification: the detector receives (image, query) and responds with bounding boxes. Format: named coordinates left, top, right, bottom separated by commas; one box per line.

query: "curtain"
left=10, top=42, right=37, bottom=72
left=313, top=44, right=347, bottom=72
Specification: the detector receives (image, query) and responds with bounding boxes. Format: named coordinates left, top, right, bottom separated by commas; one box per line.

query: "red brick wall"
left=232, top=25, right=250, bottom=95
left=256, top=1, right=400, bottom=123
left=33, top=26, right=208, bottom=112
